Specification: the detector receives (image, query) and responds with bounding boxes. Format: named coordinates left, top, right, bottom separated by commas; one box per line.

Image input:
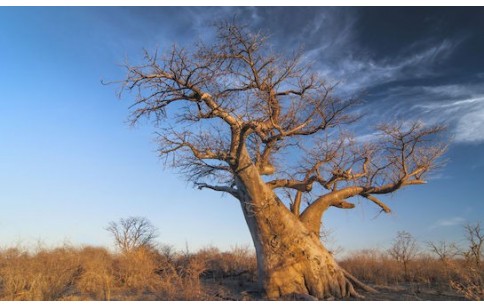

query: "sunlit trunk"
left=233, top=154, right=357, bottom=299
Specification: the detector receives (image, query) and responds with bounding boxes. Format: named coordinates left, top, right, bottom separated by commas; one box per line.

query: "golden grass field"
left=0, top=241, right=481, bottom=301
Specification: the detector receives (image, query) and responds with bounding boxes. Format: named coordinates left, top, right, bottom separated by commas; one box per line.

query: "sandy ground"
left=201, top=279, right=467, bottom=301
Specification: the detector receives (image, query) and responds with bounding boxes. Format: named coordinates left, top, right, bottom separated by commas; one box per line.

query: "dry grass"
left=0, top=242, right=480, bottom=301
left=76, top=246, right=114, bottom=300
left=0, top=245, right=81, bottom=300
left=340, top=248, right=483, bottom=299
left=0, top=243, right=257, bottom=301
left=448, top=261, right=484, bottom=300
left=197, top=245, right=257, bottom=280
left=340, top=249, right=402, bottom=286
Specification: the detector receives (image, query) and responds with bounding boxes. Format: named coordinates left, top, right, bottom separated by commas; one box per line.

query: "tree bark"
left=237, top=191, right=358, bottom=299
left=234, top=153, right=358, bottom=299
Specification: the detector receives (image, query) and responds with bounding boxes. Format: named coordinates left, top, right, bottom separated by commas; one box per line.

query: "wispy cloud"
left=353, top=132, right=380, bottom=144
left=342, top=81, right=484, bottom=144
left=307, top=31, right=459, bottom=95
left=341, top=40, right=455, bottom=92
left=454, top=101, right=484, bottom=143
left=116, top=8, right=484, bottom=145
left=430, top=217, right=466, bottom=229
left=268, top=10, right=484, bottom=145
left=410, top=86, right=484, bottom=144
left=427, top=172, right=453, bottom=181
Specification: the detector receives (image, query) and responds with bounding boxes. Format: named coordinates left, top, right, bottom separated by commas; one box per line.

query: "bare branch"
left=361, top=194, right=391, bottom=213
left=196, top=182, right=239, bottom=197
left=114, top=21, right=447, bottom=226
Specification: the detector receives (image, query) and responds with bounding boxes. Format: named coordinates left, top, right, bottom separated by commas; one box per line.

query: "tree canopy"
left=119, top=22, right=446, bottom=223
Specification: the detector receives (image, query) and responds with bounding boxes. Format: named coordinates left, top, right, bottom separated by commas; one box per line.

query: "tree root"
left=341, top=268, right=378, bottom=294
left=344, top=277, right=364, bottom=299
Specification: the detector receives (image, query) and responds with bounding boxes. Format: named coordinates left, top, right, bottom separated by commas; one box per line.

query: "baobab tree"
left=115, top=22, right=446, bottom=299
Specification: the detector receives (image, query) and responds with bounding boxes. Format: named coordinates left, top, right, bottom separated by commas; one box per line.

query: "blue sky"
left=1, top=7, right=483, bottom=254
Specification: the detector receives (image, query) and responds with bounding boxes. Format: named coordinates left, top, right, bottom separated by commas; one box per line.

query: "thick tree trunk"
left=234, top=156, right=358, bottom=299
left=238, top=192, right=357, bottom=299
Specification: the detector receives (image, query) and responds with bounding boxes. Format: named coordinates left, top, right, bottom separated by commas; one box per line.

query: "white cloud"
left=296, top=19, right=482, bottom=145
left=454, top=105, right=484, bottom=143
left=430, top=217, right=466, bottom=229
left=427, top=173, right=452, bottom=181
left=311, top=38, right=458, bottom=94
left=365, top=83, right=484, bottom=144
left=411, top=89, right=484, bottom=144
left=354, top=132, right=380, bottom=144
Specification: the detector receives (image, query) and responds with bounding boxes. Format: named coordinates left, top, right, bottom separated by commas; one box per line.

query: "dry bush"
left=193, top=246, right=220, bottom=278
left=388, top=231, right=419, bottom=281
left=0, top=243, right=204, bottom=301
left=0, top=247, right=33, bottom=300
left=447, top=222, right=484, bottom=300
left=30, top=246, right=81, bottom=300
left=121, top=244, right=207, bottom=300
left=0, top=245, right=81, bottom=300
left=196, top=245, right=256, bottom=281
left=156, top=245, right=257, bottom=300
left=218, top=246, right=257, bottom=282
left=76, top=246, right=114, bottom=300
left=412, top=254, right=446, bottom=287
left=0, top=242, right=254, bottom=301
left=449, top=265, right=483, bottom=300
left=113, top=246, right=163, bottom=297
left=173, top=251, right=207, bottom=300
left=108, top=245, right=208, bottom=300
left=341, top=248, right=478, bottom=296
left=447, top=257, right=483, bottom=300
left=341, top=249, right=401, bottom=285
left=154, top=253, right=184, bottom=299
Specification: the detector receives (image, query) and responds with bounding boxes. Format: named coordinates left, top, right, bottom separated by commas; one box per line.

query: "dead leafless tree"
left=114, top=21, right=447, bottom=299
left=106, top=217, right=158, bottom=253
left=389, top=231, right=419, bottom=281
left=463, top=222, right=484, bottom=268
left=450, top=222, right=484, bottom=300
left=427, top=240, right=459, bottom=263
